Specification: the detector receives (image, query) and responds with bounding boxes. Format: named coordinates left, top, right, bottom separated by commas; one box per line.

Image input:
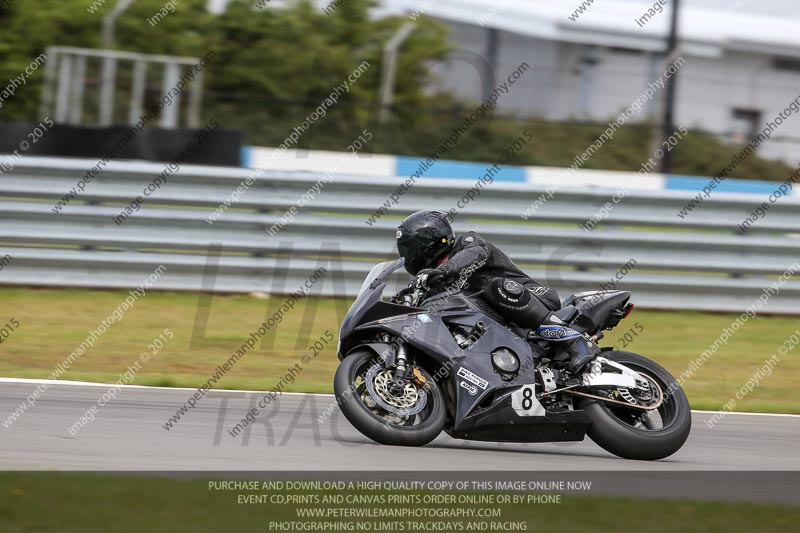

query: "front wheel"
left=578, top=350, right=691, bottom=461
left=334, top=349, right=446, bottom=447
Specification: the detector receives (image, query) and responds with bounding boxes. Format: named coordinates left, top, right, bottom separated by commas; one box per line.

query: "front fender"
left=340, top=342, right=396, bottom=367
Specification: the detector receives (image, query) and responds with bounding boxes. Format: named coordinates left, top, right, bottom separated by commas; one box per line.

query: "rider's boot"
left=564, top=336, right=601, bottom=374
left=533, top=311, right=601, bottom=375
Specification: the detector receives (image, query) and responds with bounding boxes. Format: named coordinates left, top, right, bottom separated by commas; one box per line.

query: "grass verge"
left=0, top=287, right=797, bottom=413
left=0, top=472, right=798, bottom=533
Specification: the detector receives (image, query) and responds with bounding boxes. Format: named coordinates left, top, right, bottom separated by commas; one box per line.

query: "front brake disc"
left=364, top=364, right=428, bottom=416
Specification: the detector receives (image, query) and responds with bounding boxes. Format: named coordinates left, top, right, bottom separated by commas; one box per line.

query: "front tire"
left=334, top=349, right=446, bottom=447
left=579, top=350, right=691, bottom=461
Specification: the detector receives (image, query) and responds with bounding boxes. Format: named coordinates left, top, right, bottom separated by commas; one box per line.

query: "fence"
left=1, top=156, right=799, bottom=313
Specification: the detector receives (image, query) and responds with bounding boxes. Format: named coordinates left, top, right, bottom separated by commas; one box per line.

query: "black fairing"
left=337, top=260, right=597, bottom=443
left=563, top=290, right=631, bottom=334
left=338, top=259, right=407, bottom=358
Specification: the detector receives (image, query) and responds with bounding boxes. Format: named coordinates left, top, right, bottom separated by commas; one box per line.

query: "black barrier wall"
left=0, top=122, right=242, bottom=167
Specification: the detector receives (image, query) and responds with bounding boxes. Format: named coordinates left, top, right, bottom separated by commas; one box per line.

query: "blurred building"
left=207, top=0, right=800, bottom=165
left=377, top=0, right=800, bottom=165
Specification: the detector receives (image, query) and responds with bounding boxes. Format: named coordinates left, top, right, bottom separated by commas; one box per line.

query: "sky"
left=622, top=0, right=799, bottom=17
left=206, top=0, right=800, bottom=18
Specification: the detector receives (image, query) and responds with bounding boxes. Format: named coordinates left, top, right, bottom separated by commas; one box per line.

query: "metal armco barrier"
left=1, top=156, right=799, bottom=314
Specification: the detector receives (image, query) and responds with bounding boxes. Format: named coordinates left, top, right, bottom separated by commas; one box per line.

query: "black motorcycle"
left=334, top=259, right=691, bottom=460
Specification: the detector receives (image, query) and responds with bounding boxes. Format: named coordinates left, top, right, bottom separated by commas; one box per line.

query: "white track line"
left=0, top=377, right=335, bottom=397
left=1, top=377, right=798, bottom=416
left=690, top=409, right=800, bottom=418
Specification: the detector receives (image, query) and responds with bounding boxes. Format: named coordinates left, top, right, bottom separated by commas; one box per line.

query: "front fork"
left=389, top=342, right=409, bottom=394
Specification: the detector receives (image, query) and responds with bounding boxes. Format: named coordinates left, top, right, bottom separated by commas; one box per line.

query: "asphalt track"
left=1, top=379, right=798, bottom=503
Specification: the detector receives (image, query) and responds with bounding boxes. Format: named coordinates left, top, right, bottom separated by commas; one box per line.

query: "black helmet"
left=396, top=210, right=455, bottom=275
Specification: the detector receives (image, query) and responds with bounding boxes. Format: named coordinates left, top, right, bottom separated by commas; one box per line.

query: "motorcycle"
left=334, top=259, right=691, bottom=460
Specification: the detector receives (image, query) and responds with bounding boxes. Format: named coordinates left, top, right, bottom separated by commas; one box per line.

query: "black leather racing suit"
left=435, top=231, right=559, bottom=311
left=433, top=232, right=598, bottom=373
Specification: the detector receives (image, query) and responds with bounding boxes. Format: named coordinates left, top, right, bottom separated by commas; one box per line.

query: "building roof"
left=377, top=0, right=800, bottom=58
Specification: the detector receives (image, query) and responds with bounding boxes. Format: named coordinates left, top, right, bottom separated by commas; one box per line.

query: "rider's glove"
left=392, top=285, right=415, bottom=302
left=427, top=263, right=454, bottom=286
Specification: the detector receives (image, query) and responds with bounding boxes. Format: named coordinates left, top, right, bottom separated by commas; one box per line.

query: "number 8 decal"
left=511, top=384, right=545, bottom=417
left=522, top=387, right=534, bottom=410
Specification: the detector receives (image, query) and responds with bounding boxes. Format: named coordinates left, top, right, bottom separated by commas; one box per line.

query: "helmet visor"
left=397, top=237, right=432, bottom=276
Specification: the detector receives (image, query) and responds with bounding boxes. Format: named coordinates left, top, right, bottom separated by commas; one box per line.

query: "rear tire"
left=334, top=349, right=446, bottom=447
left=579, top=350, right=691, bottom=461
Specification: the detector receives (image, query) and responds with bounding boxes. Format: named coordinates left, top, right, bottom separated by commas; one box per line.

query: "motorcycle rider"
left=395, top=210, right=599, bottom=374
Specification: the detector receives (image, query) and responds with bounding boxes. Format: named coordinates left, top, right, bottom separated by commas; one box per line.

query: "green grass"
left=1, top=287, right=798, bottom=413
left=0, top=473, right=797, bottom=533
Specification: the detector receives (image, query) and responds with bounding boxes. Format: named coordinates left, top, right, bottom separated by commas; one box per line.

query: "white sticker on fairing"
left=378, top=314, right=409, bottom=324
left=459, top=381, right=477, bottom=396
left=511, top=384, right=546, bottom=417
left=457, top=367, right=488, bottom=390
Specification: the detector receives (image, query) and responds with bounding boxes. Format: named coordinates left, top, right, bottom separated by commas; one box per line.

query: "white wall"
left=432, top=20, right=800, bottom=165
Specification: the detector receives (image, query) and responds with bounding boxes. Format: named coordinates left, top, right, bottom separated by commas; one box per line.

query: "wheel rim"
left=365, top=364, right=428, bottom=416
left=599, top=363, right=681, bottom=433
left=350, top=358, right=437, bottom=429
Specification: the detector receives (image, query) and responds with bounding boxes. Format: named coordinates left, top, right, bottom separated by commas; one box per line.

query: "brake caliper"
left=411, top=367, right=428, bottom=390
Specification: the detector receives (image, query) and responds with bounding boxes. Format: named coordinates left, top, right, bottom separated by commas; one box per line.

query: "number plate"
left=511, top=384, right=545, bottom=417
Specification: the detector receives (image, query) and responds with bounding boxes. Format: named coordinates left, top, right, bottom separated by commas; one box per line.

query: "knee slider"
left=484, top=278, right=550, bottom=326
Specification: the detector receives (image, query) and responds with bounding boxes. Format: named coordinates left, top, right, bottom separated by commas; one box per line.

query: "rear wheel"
left=334, top=349, right=446, bottom=447
left=578, top=350, right=691, bottom=460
